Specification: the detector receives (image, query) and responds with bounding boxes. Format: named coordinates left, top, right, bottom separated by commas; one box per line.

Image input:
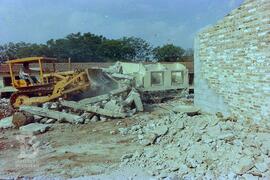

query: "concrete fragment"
left=233, top=157, right=254, bottom=174
left=90, top=115, right=99, bottom=123
left=60, top=100, right=127, bottom=118
left=104, top=100, right=123, bottom=113
left=178, top=164, right=189, bottom=175
left=84, top=118, right=91, bottom=124
left=172, top=105, right=200, bottom=115
left=40, top=118, right=48, bottom=124
left=45, top=119, right=57, bottom=124
left=139, top=134, right=157, bottom=146
left=152, top=125, right=168, bottom=137
left=80, top=112, right=93, bottom=119
left=79, top=86, right=129, bottom=105
left=50, top=102, right=59, bottom=109
left=100, top=116, right=107, bottom=122
left=19, top=123, right=50, bottom=135
left=79, top=94, right=110, bottom=105
left=20, top=105, right=84, bottom=124
left=255, top=162, right=269, bottom=173
left=33, top=115, right=43, bottom=122
left=175, top=120, right=185, bottom=130
left=124, top=88, right=144, bottom=112
left=0, top=116, right=14, bottom=129
left=110, top=86, right=129, bottom=95
left=42, top=102, right=51, bottom=109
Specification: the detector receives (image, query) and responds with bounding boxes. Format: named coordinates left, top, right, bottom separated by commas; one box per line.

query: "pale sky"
left=0, top=0, right=244, bottom=48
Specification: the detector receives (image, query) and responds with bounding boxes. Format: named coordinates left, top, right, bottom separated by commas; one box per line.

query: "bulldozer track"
left=10, top=86, right=54, bottom=108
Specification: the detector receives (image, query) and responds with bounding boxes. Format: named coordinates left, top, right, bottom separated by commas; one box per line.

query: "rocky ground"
left=119, top=108, right=270, bottom=179
left=0, top=116, right=147, bottom=179
left=0, top=98, right=270, bottom=179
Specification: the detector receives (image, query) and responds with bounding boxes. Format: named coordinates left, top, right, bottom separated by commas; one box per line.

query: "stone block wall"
left=194, top=0, right=270, bottom=121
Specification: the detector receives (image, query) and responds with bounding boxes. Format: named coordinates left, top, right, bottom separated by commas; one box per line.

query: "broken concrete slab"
left=20, top=105, right=84, bottom=124
left=19, top=123, right=50, bottom=135
left=60, top=100, right=127, bottom=118
left=172, top=105, right=200, bottom=115
left=104, top=100, right=124, bottom=113
left=124, top=88, right=144, bottom=112
left=79, top=86, right=129, bottom=105
left=79, top=94, right=110, bottom=105
left=110, top=86, right=129, bottom=95
left=0, top=116, right=14, bottom=129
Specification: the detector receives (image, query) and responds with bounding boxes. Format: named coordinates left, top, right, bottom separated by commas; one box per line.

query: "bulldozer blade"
left=83, top=68, right=119, bottom=97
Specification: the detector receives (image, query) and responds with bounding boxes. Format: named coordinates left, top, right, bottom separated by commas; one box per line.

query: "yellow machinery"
left=7, top=57, right=91, bottom=108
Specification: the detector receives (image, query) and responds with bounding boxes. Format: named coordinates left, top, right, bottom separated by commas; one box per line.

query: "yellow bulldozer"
left=6, top=57, right=91, bottom=108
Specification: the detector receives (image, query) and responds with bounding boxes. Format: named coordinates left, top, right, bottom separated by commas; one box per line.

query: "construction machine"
left=6, top=57, right=91, bottom=108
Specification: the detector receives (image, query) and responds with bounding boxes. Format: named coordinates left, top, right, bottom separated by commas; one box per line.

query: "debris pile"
left=120, top=112, right=270, bottom=179
left=14, top=87, right=143, bottom=125
left=0, top=98, right=14, bottom=119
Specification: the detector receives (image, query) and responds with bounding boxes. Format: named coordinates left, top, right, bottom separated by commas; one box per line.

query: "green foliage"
left=121, top=37, right=152, bottom=61
left=0, top=32, right=189, bottom=63
left=153, top=44, right=185, bottom=62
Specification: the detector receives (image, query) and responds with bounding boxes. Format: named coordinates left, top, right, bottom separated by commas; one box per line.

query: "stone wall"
left=194, top=0, right=270, bottom=121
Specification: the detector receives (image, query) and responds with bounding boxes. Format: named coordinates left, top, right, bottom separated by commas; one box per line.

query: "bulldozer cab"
left=6, top=57, right=57, bottom=89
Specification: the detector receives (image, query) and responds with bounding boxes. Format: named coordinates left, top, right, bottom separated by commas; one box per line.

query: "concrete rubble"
left=0, top=116, right=14, bottom=129
left=119, top=111, right=270, bottom=179
left=0, top=86, right=144, bottom=131
left=0, top=98, right=14, bottom=119
left=19, top=123, right=51, bottom=135
left=20, top=105, right=84, bottom=124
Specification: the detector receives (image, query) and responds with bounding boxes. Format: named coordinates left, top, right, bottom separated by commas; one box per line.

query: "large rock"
left=0, top=116, right=14, bottom=129
left=19, top=123, right=50, bottom=135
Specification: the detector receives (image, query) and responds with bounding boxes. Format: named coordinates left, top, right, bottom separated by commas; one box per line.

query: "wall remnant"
left=194, top=0, right=270, bottom=121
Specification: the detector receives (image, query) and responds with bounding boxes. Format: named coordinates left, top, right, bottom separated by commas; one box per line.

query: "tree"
left=98, top=39, right=135, bottom=61
left=121, top=37, right=152, bottom=61
left=153, top=44, right=185, bottom=62
left=46, top=32, right=106, bottom=61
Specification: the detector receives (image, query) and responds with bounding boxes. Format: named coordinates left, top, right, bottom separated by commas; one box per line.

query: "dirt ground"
left=0, top=115, right=148, bottom=179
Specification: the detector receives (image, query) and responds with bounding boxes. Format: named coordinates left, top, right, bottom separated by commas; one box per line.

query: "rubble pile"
left=0, top=98, right=14, bottom=119
left=13, top=87, right=144, bottom=126
left=120, top=112, right=270, bottom=179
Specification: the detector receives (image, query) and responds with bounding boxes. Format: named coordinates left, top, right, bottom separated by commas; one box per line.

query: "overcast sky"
left=0, top=0, right=243, bottom=48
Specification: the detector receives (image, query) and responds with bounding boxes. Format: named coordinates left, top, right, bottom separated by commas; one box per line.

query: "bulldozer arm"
left=10, top=68, right=119, bottom=108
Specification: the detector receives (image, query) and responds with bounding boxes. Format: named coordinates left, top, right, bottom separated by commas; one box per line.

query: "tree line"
left=0, top=32, right=193, bottom=63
